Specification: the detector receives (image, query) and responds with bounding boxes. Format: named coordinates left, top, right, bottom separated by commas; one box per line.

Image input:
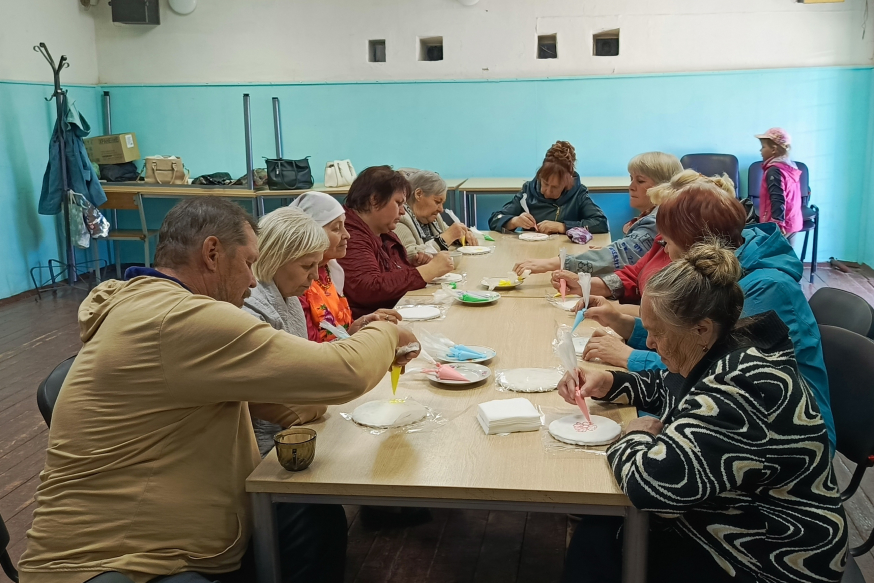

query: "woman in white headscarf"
left=290, top=191, right=400, bottom=342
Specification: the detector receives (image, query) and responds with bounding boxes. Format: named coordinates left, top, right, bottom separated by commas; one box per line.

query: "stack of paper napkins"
left=476, top=398, right=542, bottom=435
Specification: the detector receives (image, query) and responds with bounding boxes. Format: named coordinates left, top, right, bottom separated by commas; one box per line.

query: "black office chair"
left=680, top=154, right=741, bottom=198
left=36, top=356, right=76, bottom=428
left=748, top=161, right=819, bottom=283
left=1, top=512, right=18, bottom=582
left=809, top=288, right=874, bottom=339
left=820, top=325, right=874, bottom=581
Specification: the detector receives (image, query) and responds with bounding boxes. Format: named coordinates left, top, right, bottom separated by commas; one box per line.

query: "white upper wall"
left=90, top=0, right=874, bottom=85
left=1, top=1, right=99, bottom=84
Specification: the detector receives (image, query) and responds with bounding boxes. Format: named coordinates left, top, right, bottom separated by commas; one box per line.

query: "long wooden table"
left=247, top=231, right=650, bottom=583
left=458, top=176, right=629, bottom=226
left=407, top=231, right=612, bottom=298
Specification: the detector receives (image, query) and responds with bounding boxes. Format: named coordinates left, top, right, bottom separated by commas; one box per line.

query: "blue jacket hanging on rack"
left=38, top=98, right=106, bottom=215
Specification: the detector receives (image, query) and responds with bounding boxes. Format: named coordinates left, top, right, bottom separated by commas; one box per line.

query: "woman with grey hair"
left=559, top=241, right=847, bottom=583
left=394, top=169, right=471, bottom=262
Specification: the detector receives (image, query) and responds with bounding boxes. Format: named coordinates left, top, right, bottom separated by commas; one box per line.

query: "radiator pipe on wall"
left=243, top=93, right=254, bottom=189
left=272, top=97, right=283, bottom=159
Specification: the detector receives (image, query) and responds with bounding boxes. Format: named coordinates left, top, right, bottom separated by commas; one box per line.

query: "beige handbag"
left=144, top=156, right=190, bottom=185
left=324, top=160, right=357, bottom=188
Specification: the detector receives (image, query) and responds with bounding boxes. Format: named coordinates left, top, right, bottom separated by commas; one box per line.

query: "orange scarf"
left=302, top=267, right=353, bottom=342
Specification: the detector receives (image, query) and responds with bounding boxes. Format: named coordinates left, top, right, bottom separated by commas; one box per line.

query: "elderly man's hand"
left=582, top=330, right=634, bottom=368
left=625, top=416, right=663, bottom=436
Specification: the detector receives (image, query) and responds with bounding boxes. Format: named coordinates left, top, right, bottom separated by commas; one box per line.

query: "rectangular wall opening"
left=419, top=37, right=444, bottom=61
left=369, top=40, right=386, bottom=62
left=593, top=29, right=620, bottom=56
left=537, top=34, right=558, bottom=59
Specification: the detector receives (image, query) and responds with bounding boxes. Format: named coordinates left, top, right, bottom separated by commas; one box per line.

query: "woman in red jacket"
left=339, top=166, right=455, bottom=318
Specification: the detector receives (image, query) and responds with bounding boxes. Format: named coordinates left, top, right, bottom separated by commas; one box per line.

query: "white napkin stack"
left=476, top=398, right=542, bottom=435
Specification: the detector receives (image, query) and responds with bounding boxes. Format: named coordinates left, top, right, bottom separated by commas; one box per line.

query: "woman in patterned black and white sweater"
left=559, top=241, right=847, bottom=583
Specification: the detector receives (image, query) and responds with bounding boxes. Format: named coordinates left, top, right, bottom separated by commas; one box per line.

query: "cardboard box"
left=84, top=133, right=141, bottom=165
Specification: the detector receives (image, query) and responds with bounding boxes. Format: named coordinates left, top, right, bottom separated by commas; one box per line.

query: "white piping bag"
left=556, top=328, right=591, bottom=422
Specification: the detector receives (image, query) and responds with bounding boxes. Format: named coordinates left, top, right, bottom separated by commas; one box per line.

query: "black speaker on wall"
left=109, top=0, right=160, bottom=25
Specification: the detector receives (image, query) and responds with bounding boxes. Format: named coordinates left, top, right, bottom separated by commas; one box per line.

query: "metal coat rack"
left=30, top=42, right=103, bottom=298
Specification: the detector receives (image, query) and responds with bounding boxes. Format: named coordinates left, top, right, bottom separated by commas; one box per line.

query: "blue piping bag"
left=571, top=309, right=587, bottom=333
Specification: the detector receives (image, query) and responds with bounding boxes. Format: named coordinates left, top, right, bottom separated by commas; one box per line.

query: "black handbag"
left=265, top=157, right=313, bottom=190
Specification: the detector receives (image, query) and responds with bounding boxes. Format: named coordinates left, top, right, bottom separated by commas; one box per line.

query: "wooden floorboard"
left=2, top=270, right=873, bottom=582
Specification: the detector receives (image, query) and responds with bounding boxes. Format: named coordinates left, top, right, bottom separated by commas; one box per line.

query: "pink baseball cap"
left=755, top=128, right=791, bottom=149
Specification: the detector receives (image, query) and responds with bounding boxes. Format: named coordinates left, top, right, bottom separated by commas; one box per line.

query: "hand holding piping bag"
left=556, top=329, right=591, bottom=423
left=559, top=249, right=567, bottom=300
left=520, top=193, right=537, bottom=230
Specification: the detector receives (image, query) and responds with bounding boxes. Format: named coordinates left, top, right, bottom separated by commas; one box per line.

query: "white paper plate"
left=432, top=272, right=463, bottom=284
left=496, top=368, right=563, bottom=393
left=351, top=399, right=428, bottom=428
left=396, top=305, right=442, bottom=321
left=519, top=232, right=549, bottom=242
left=481, top=277, right=519, bottom=290
left=424, top=363, right=492, bottom=386
left=437, top=345, right=497, bottom=364
left=458, top=246, right=493, bottom=255
left=548, top=414, right=622, bottom=446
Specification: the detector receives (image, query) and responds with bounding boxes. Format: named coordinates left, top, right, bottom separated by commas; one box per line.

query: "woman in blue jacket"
left=579, top=180, right=835, bottom=453
left=488, top=141, right=608, bottom=235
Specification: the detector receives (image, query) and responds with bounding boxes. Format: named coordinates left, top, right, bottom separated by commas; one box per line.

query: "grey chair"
left=748, top=161, right=819, bottom=283
left=809, top=289, right=874, bottom=339
left=36, top=356, right=76, bottom=428
left=680, top=154, right=741, bottom=199
left=1, top=512, right=18, bottom=582
left=819, top=325, right=874, bottom=581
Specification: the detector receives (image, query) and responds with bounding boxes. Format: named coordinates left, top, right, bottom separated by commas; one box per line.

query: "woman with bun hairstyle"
left=572, top=179, right=836, bottom=453
left=488, top=141, right=608, bottom=235
left=560, top=241, right=847, bottom=583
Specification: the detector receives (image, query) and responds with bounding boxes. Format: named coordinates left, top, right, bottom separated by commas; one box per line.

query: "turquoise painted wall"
left=0, top=81, right=102, bottom=299
left=2, top=67, right=872, bottom=299
left=103, top=67, right=873, bottom=265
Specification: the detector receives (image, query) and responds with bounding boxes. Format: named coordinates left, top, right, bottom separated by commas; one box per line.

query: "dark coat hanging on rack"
left=38, top=98, right=106, bottom=215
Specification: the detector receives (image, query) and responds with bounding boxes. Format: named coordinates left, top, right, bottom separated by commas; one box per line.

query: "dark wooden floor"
left=1, top=265, right=873, bottom=583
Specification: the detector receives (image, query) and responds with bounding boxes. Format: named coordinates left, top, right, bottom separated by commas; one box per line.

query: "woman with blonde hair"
left=394, top=169, right=471, bottom=262
left=553, top=170, right=736, bottom=303
left=488, top=141, right=608, bottom=235
left=514, top=152, right=682, bottom=276
left=243, top=206, right=400, bottom=455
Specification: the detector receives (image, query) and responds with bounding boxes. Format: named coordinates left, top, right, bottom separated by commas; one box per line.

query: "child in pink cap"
left=756, top=128, right=803, bottom=241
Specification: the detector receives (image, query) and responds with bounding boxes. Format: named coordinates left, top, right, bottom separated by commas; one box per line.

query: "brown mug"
left=274, top=428, right=317, bottom=471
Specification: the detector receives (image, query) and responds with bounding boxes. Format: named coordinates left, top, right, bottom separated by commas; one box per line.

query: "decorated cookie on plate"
left=351, top=399, right=428, bottom=429
left=548, top=414, right=621, bottom=446
left=519, top=232, right=549, bottom=242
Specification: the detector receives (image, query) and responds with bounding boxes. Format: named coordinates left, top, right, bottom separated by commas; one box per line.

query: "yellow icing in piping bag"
left=391, top=366, right=401, bottom=395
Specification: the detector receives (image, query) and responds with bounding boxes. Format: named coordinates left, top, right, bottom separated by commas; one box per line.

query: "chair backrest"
left=819, top=325, right=874, bottom=465
left=680, top=154, right=741, bottom=199
left=809, top=288, right=874, bottom=338
left=747, top=161, right=810, bottom=209
left=37, top=356, right=76, bottom=428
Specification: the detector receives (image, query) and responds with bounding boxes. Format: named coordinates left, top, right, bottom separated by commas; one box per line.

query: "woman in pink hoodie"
left=756, top=127, right=803, bottom=242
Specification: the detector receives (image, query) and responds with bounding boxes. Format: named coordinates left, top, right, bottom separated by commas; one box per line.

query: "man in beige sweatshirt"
left=19, top=197, right=416, bottom=583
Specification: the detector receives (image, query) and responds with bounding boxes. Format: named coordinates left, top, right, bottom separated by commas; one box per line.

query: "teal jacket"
left=626, top=223, right=835, bottom=452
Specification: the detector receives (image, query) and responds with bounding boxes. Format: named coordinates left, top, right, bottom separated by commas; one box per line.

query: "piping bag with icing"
left=520, top=192, right=536, bottom=230
left=392, top=341, right=422, bottom=395
left=571, top=272, right=592, bottom=332
left=417, top=350, right=470, bottom=382
left=556, top=328, right=591, bottom=423
left=320, top=320, right=351, bottom=340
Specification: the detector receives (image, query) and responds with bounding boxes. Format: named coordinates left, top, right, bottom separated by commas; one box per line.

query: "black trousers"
left=562, top=515, right=756, bottom=583
left=87, top=503, right=347, bottom=583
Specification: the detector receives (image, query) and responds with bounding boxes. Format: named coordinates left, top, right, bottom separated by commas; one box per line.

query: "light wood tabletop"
left=407, top=231, right=612, bottom=298
left=459, top=177, right=629, bottom=194
left=246, top=297, right=636, bottom=505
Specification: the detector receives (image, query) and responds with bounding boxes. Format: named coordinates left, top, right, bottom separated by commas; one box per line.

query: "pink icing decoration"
left=573, top=421, right=598, bottom=433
